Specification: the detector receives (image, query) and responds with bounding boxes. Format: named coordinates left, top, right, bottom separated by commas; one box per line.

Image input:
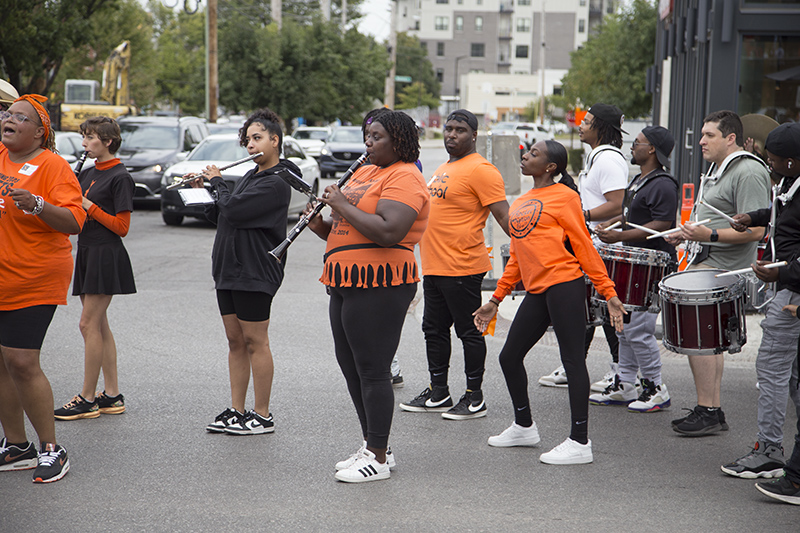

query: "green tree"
left=395, top=33, right=440, bottom=104
left=397, top=82, right=439, bottom=110
left=0, top=0, right=119, bottom=95
left=561, top=0, right=657, bottom=118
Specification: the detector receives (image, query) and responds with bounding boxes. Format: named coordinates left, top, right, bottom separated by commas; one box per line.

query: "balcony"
left=500, top=1, right=514, bottom=13
left=498, top=28, right=512, bottom=40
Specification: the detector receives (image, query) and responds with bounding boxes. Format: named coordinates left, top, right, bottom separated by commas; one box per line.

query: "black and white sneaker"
left=442, top=390, right=487, bottom=420
left=335, top=441, right=397, bottom=471
left=0, top=438, right=38, bottom=471
left=334, top=448, right=390, bottom=483
left=224, top=410, right=275, bottom=435
left=399, top=385, right=453, bottom=412
left=32, top=443, right=70, bottom=484
left=206, top=408, right=245, bottom=433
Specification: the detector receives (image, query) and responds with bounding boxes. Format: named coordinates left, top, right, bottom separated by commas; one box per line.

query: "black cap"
left=642, top=125, right=675, bottom=169
left=588, top=103, right=628, bottom=134
left=446, top=109, right=479, bottom=132
left=765, top=122, right=800, bottom=158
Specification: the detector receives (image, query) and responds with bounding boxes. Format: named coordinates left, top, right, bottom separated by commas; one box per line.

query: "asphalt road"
left=2, top=146, right=798, bottom=531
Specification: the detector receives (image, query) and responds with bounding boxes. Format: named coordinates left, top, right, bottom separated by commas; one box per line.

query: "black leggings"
left=329, top=283, right=416, bottom=450
left=498, top=277, right=590, bottom=444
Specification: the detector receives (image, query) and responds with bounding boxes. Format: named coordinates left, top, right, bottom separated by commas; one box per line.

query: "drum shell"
left=594, top=244, right=673, bottom=312
left=658, top=269, right=747, bottom=355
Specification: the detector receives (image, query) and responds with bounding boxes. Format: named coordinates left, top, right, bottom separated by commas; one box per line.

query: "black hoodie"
left=204, top=159, right=301, bottom=295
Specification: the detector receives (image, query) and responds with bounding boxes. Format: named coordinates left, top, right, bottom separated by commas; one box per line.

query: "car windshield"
left=493, top=122, right=517, bottom=131
left=328, top=128, right=363, bottom=143
left=188, top=139, right=248, bottom=162
left=294, top=130, right=328, bottom=141
left=120, top=124, right=180, bottom=150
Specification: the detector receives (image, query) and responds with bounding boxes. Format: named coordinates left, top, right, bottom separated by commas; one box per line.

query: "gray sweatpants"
left=756, top=288, right=800, bottom=445
left=616, top=311, right=662, bottom=385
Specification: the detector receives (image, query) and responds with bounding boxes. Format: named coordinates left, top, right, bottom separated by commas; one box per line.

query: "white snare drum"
left=658, top=269, right=747, bottom=356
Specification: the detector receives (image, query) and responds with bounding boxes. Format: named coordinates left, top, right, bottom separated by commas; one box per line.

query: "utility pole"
left=206, top=0, right=218, bottom=122
left=271, top=0, right=282, bottom=29
left=342, top=0, right=348, bottom=26
left=321, top=0, right=330, bottom=20
left=384, top=0, right=397, bottom=109
left=539, top=0, right=546, bottom=124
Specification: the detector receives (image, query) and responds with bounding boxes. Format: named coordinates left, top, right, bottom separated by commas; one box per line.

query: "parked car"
left=292, top=126, right=331, bottom=159
left=317, top=126, right=366, bottom=178
left=160, top=133, right=321, bottom=226
left=117, top=116, right=209, bottom=203
left=491, top=121, right=552, bottom=149
left=54, top=130, right=95, bottom=173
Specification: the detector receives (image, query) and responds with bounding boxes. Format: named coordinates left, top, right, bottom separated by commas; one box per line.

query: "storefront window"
left=739, top=34, right=800, bottom=124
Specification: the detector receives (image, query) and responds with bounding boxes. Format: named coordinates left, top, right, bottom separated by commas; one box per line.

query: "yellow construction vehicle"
left=55, top=41, right=137, bottom=131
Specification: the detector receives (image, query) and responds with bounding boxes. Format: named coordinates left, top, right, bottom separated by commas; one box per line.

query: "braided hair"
left=544, top=140, right=578, bottom=193
left=592, top=117, right=623, bottom=148
left=239, top=108, right=283, bottom=155
left=362, top=108, right=389, bottom=140
left=373, top=110, right=420, bottom=163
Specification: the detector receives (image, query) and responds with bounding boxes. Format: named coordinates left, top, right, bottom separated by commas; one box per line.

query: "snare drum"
left=658, top=269, right=747, bottom=355
left=593, top=244, right=673, bottom=312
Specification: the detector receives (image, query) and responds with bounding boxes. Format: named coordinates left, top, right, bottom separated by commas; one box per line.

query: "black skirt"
left=72, top=241, right=137, bottom=296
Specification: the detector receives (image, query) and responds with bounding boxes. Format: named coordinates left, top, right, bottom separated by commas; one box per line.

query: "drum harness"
left=688, top=151, right=776, bottom=309
left=579, top=145, right=626, bottom=236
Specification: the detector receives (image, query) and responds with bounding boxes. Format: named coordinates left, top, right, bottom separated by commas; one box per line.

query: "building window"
left=437, top=42, right=445, bottom=57
left=578, top=19, right=585, bottom=33
left=471, top=43, right=485, bottom=58
left=435, top=16, right=449, bottom=31
left=739, top=34, right=800, bottom=123
left=457, top=0, right=463, bottom=4
left=607, top=1, right=614, bottom=13
left=580, top=0, right=586, bottom=5
left=420, top=41, right=427, bottom=52
left=477, top=0, right=482, bottom=4
left=516, top=17, right=531, bottom=32
left=455, top=16, right=463, bottom=31
left=518, top=0, right=530, bottom=5
left=436, top=0, right=448, bottom=3
left=436, top=68, right=444, bottom=83
left=515, top=45, right=529, bottom=58
left=475, top=16, right=483, bottom=32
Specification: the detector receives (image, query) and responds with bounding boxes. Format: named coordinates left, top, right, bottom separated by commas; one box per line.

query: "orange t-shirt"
left=493, top=183, right=616, bottom=301
left=0, top=145, right=86, bottom=310
left=321, top=162, right=429, bottom=288
left=419, top=153, right=506, bottom=276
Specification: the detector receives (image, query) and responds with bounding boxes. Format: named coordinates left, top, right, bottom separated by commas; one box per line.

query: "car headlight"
left=147, top=164, right=163, bottom=173
left=320, top=147, right=331, bottom=156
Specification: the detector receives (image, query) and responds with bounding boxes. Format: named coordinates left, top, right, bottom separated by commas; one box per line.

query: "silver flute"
left=166, top=152, right=263, bottom=190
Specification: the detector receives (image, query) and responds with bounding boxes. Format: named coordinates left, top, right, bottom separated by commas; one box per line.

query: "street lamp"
left=454, top=55, right=467, bottom=103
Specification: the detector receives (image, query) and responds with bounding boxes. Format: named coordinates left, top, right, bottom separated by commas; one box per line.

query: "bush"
left=568, top=148, right=585, bottom=174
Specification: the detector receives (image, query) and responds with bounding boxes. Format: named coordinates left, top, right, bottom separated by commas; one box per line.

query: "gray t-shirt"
left=697, top=155, right=770, bottom=271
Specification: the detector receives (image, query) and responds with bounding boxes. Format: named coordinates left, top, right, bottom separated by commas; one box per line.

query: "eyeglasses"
left=0, top=110, right=32, bottom=124
left=631, top=141, right=652, bottom=148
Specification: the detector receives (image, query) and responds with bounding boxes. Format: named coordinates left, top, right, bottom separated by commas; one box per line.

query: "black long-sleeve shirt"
left=204, top=159, right=300, bottom=295
left=747, top=175, right=800, bottom=294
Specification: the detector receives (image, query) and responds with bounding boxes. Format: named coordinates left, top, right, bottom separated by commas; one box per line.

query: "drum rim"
left=596, top=243, right=672, bottom=266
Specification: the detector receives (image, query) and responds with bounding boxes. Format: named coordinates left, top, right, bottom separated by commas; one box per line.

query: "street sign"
left=394, top=75, right=412, bottom=83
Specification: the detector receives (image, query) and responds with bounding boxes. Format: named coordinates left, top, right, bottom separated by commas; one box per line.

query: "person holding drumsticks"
left=721, top=123, right=800, bottom=482
left=666, top=110, right=770, bottom=436
left=0, top=94, right=86, bottom=483
left=307, top=110, right=429, bottom=482
left=54, top=117, right=135, bottom=421
left=592, top=126, right=678, bottom=412
left=198, top=108, right=300, bottom=436
left=474, top=140, right=626, bottom=465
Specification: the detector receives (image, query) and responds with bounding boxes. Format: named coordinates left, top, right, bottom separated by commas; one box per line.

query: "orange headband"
left=14, top=94, right=51, bottom=143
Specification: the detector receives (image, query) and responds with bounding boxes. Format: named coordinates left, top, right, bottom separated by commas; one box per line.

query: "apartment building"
left=396, top=0, right=616, bottom=120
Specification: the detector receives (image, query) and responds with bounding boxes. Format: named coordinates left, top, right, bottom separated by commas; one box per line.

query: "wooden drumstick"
left=699, top=200, right=752, bottom=233
left=625, top=221, right=661, bottom=235
left=646, top=218, right=711, bottom=240
left=714, top=261, right=787, bottom=277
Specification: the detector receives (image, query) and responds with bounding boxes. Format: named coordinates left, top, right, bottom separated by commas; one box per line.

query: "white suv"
left=291, top=126, right=331, bottom=159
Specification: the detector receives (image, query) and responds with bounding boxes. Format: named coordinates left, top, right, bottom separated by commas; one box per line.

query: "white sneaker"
left=335, top=441, right=396, bottom=470
left=334, top=448, right=390, bottom=483
left=539, top=365, right=568, bottom=388
left=488, top=422, right=541, bottom=447
left=539, top=438, right=593, bottom=465
left=590, top=362, right=618, bottom=393
left=589, top=375, right=637, bottom=405
left=628, top=379, right=671, bottom=412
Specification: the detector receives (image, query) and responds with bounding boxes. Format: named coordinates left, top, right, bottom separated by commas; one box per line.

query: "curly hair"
left=592, top=117, right=623, bottom=148
left=362, top=107, right=389, bottom=139
left=238, top=108, right=283, bottom=155
left=80, top=116, right=122, bottom=154
left=373, top=110, right=420, bottom=163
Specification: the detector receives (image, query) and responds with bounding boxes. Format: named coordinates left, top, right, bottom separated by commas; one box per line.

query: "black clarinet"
left=74, top=152, right=88, bottom=176
left=269, top=153, right=369, bottom=262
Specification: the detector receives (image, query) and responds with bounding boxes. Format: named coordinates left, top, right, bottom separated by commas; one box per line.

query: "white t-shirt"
left=579, top=145, right=628, bottom=228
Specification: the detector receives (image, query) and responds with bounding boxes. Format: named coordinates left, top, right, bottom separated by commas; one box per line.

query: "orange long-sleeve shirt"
left=493, top=183, right=616, bottom=302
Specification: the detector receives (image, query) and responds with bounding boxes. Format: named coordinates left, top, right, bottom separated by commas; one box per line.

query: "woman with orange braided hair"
left=0, top=95, right=85, bottom=484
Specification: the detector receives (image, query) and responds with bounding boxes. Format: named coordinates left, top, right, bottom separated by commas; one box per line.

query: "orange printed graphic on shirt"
left=509, top=198, right=543, bottom=238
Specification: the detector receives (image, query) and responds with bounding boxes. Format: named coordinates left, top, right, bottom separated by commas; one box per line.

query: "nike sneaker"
left=441, top=389, right=487, bottom=420
left=0, top=438, right=38, bottom=471
left=32, top=443, right=70, bottom=483
left=206, top=407, right=245, bottom=433
left=399, top=385, right=453, bottom=412
left=224, top=410, right=275, bottom=435
left=488, top=422, right=541, bottom=447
